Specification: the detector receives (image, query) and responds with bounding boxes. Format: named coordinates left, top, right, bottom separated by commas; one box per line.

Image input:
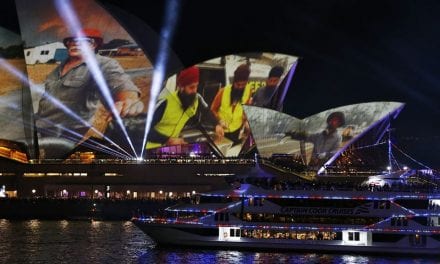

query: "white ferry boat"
left=133, top=170, right=440, bottom=255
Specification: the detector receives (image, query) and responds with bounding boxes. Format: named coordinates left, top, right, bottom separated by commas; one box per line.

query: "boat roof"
left=166, top=202, right=239, bottom=212
left=198, top=184, right=440, bottom=200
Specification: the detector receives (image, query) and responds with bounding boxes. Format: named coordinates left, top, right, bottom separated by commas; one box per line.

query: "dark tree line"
left=0, top=44, right=24, bottom=59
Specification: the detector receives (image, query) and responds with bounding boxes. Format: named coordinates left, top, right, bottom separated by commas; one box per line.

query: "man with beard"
left=211, top=64, right=252, bottom=145
left=146, top=66, right=224, bottom=149
left=252, top=65, right=284, bottom=108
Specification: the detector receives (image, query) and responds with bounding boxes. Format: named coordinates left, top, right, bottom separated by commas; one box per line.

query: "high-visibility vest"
left=218, top=84, right=251, bottom=133
left=146, top=91, right=198, bottom=149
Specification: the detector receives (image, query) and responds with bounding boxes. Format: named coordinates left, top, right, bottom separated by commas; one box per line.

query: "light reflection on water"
left=138, top=249, right=438, bottom=264
left=0, top=220, right=438, bottom=264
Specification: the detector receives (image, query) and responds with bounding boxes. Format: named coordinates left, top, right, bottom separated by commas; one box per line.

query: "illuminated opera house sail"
left=0, top=0, right=411, bottom=198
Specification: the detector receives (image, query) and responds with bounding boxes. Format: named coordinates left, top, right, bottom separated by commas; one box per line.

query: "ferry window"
left=391, top=218, right=396, bottom=226
left=215, top=213, right=229, bottom=222
left=415, top=234, right=421, bottom=244
left=386, top=201, right=391, bottom=209
left=348, top=232, right=360, bottom=241
left=411, top=234, right=427, bottom=246
left=373, top=201, right=378, bottom=209
left=244, top=213, right=252, bottom=221
left=230, top=229, right=240, bottom=237
left=253, top=198, right=263, bottom=206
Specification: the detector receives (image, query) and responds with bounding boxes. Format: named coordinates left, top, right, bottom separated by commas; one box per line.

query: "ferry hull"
left=133, top=220, right=440, bottom=255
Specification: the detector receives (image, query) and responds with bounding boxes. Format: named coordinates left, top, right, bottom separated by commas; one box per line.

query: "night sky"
left=1, top=0, right=439, bottom=167
left=101, top=0, right=440, bottom=168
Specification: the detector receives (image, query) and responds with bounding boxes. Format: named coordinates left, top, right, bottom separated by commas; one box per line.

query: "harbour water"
left=0, top=220, right=437, bottom=264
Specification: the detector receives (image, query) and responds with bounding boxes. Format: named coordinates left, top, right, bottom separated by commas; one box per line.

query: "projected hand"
left=215, top=124, right=225, bottom=142
left=243, top=121, right=250, bottom=135
left=114, top=90, right=144, bottom=117
left=115, top=99, right=144, bottom=117
left=167, top=137, right=186, bottom=146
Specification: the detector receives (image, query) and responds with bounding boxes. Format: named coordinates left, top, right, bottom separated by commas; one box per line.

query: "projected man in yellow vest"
left=146, top=66, right=225, bottom=149
left=211, top=64, right=252, bottom=145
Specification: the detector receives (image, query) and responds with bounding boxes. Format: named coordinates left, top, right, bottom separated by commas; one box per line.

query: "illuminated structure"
left=133, top=172, right=440, bottom=254
left=0, top=0, right=434, bottom=200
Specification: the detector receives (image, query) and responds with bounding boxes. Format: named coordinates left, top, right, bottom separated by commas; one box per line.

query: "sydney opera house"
left=0, top=0, right=405, bottom=199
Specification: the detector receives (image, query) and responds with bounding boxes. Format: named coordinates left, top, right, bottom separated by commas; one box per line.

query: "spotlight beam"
left=33, top=84, right=132, bottom=157
left=140, top=0, right=180, bottom=158
left=0, top=58, right=132, bottom=158
left=36, top=117, right=132, bottom=159
left=54, top=0, right=137, bottom=158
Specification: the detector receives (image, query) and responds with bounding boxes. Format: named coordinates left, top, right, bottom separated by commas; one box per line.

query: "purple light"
left=276, top=60, right=298, bottom=112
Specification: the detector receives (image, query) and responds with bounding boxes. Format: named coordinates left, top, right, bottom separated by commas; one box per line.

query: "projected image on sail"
left=0, top=27, right=29, bottom=162
left=245, top=102, right=404, bottom=169
left=146, top=53, right=298, bottom=157
left=243, top=106, right=303, bottom=156
left=15, top=0, right=153, bottom=159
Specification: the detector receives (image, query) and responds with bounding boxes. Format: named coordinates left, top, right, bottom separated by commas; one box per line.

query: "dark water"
left=0, top=220, right=438, bottom=264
